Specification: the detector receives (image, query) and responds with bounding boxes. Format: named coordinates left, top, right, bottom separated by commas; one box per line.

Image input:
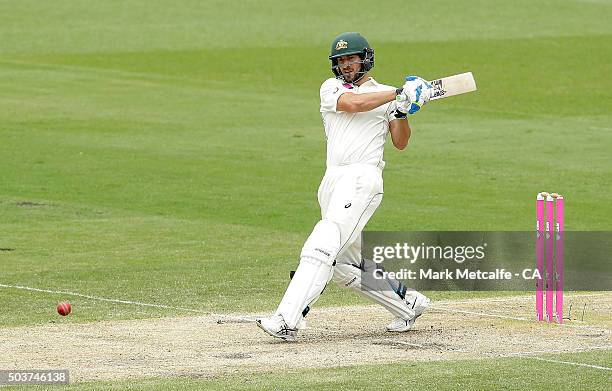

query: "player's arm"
left=389, top=118, right=411, bottom=150
left=337, top=90, right=397, bottom=113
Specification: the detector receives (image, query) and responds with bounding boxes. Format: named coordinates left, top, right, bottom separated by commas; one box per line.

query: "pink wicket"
left=535, top=192, right=564, bottom=324
left=536, top=194, right=545, bottom=321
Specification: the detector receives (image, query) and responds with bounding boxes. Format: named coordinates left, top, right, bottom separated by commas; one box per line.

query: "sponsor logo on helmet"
left=335, top=40, right=348, bottom=50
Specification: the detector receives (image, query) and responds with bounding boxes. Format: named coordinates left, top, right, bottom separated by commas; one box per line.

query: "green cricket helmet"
left=329, top=32, right=374, bottom=82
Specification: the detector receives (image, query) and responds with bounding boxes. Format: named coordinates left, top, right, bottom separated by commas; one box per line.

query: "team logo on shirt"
left=335, top=40, right=348, bottom=50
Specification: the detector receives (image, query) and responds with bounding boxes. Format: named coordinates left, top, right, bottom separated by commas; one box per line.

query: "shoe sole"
left=386, top=314, right=419, bottom=332
left=387, top=298, right=431, bottom=332
left=256, top=319, right=296, bottom=341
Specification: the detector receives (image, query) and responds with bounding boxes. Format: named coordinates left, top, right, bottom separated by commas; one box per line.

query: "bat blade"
left=428, top=72, right=477, bottom=101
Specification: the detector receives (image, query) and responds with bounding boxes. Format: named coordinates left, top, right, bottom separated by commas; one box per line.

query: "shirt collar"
left=359, top=77, right=377, bottom=87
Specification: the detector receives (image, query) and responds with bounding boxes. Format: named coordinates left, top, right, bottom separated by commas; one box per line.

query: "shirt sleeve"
left=385, top=100, right=398, bottom=123
left=320, top=79, right=352, bottom=113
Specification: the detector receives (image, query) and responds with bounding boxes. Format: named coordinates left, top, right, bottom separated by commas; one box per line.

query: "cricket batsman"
left=257, top=32, right=432, bottom=341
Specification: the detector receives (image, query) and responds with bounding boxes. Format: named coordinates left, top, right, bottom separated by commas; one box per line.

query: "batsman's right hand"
left=399, top=76, right=432, bottom=115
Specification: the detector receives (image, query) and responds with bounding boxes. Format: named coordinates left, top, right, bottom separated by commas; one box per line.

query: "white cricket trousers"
left=317, top=163, right=383, bottom=266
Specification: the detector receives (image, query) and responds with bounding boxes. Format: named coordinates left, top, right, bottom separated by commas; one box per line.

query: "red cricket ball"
left=57, top=301, right=72, bottom=316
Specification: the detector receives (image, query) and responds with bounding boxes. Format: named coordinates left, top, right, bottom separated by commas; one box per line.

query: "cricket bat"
left=428, top=72, right=477, bottom=101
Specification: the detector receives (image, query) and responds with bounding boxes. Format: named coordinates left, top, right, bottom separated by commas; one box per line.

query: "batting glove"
left=402, top=76, right=433, bottom=114
left=394, top=93, right=411, bottom=117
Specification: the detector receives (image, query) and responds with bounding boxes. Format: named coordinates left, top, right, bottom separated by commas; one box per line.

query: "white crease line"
left=438, top=296, right=534, bottom=305
left=2, top=283, right=609, bottom=329
left=433, top=306, right=611, bottom=333
left=437, top=293, right=609, bottom=306
left=433, top=306, right=529, bottom=321
left=503, top=345, right=612, bottom=357
left=386, top=340, right=425, bottom=348
left=215, top=316, right=259, bottom=324
left=0, top=283, right=203, bottom=313
left=526, top=356, right=612, bottom=371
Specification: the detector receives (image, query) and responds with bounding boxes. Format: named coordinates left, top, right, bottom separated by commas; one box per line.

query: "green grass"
left=3, top=351, right=610, bottom=390
left=0, top=0, right=610, bottom=389
left=0, top=0, right=610, bottom=320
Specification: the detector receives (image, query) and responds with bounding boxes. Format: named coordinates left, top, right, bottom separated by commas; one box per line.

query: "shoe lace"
left=280, top=325, right=296, bottom=335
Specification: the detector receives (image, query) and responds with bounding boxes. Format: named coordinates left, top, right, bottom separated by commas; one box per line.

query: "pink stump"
left=545, top=194, right=555, bottom=322
left=555, top=196, right=564, bottom=323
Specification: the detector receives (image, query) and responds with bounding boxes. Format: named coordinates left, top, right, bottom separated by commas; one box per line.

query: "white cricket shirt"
left=319, top=77, right=398, bottom=169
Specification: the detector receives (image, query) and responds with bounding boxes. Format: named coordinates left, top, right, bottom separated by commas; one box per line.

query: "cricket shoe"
left=386, top=291, right=430, bottom=332
left=256, top=315, right=298, bottom=341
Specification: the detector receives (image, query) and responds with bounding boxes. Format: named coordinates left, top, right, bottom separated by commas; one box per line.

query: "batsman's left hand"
left=401, top=76, right=433, bottom=114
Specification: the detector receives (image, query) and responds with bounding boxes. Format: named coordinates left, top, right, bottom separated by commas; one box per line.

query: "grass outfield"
left=0, top=0, right=610, bottom=389
left=68, top=351, right=612, bottom=391
left=3, top=351, right=611, bottom=390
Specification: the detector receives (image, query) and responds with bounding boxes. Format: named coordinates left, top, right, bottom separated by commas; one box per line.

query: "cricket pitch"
left=0, top=294, right=609, bottom=382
